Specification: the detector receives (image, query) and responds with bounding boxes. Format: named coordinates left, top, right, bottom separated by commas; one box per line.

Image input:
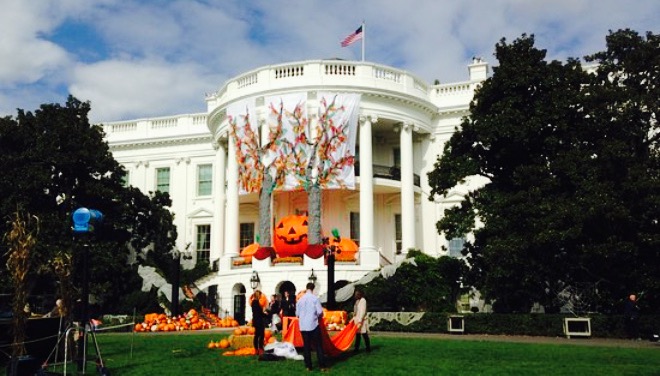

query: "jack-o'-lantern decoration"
left=329, top=237, right=359, bottom=261
left=240, top=242, right=259, bottom=262
left=274, top=215, right=309, bottom=257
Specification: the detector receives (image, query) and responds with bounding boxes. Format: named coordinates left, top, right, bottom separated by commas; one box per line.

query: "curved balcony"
left=206, top=60, right=432, bottom=109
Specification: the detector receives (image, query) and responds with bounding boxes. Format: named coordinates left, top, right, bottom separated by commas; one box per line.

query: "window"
left=393, top=148, right=401, bottom=167
left=197, top=164, right=213, bottom=196
left=350, top=212, right=360, bottom=244
left=394, top=214, right=402, bottom=254
left=196, top=224, right=211, bottom=262
left=240, top=223, right=255, bottom=249
left=156, top=167, right=170, bottom=193
left=448, top=237, right=466, bottom=258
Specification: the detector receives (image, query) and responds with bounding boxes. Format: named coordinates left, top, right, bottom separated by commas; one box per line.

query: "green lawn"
left=8, top=332, right=660, bottom=375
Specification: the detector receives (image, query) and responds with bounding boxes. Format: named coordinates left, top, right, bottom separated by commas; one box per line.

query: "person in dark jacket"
left=624, top=294, right=640, bottom=340
left=281, top=290, right=296, bottom=318
left=251, top=290, right=268, bottom=355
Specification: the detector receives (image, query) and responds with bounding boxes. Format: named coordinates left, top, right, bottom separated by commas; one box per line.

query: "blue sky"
left=0, top=0, right=657, bottom=123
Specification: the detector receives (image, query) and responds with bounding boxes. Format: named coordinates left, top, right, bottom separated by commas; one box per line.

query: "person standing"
left=296, top=282, right=327, bottom=372
left=352, top=289, right=371, bottom=353
left=251, top=290, right=267, bottom=355
left=281, top=290, right=296, bottom=318
left=268, top=293, right=282, bottom=332
left=624, top=294, right=640, bottom=340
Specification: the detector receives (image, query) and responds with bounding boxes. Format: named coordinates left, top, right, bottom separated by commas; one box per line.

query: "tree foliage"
left=355, top=251, right=467, bottom=312
left=0, top=96, right=176, bottom=314
left=428, top=30, right=660, bottom=313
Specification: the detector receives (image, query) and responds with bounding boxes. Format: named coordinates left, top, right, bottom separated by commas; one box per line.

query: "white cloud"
left=0, top=0, right=70, bottom=85
left=69, top=58, right=221, bottom=122
left=0, top=0, right=658, bottom=122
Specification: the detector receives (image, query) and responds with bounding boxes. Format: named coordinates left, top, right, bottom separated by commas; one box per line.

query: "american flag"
left=341, top=26, right=363, bottom=47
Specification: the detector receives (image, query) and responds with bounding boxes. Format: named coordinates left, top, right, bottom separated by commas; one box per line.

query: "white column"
left=359, top=115, right=379, bottom=266
left=212, top=141, right=226, bottom=269
left=222, top=133, right=239, bottom=269
left=400, top=122, right=415, bottom=253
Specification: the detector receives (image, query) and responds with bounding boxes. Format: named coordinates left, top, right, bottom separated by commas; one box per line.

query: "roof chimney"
left=468, top=57, right=489, bottom=81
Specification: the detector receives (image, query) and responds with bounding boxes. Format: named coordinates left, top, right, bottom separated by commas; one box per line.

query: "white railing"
left=274, top=65, right=304, bottom=79
left=209, top=60, right=433, bottom=105
left=110, top=122, right=137, bottom=132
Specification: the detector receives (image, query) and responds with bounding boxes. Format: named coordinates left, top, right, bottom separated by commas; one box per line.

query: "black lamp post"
left=72, top=207, right=103, bottom=374
left=324, top=231, right=341, bottom=310
left=250, top=271, right=260, bottom=290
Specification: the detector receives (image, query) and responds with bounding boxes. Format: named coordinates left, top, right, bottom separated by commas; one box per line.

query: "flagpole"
left=361, top=21, right=365, bottom=62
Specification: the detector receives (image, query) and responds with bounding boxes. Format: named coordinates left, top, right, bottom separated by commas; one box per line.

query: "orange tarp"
left=282, top=316, right=358, bottom=357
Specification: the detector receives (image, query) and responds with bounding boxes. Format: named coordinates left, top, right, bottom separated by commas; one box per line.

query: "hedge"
left=369, top=312, right=659, bottom=339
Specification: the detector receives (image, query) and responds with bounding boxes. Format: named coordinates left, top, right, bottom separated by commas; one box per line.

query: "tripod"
left=39, top=319, right=109, bottom=375
left=78, top=320, right=110, bottom=375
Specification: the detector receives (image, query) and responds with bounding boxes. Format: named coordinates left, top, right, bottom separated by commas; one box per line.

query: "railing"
left=275, top=65, right=304, bottom=79
left=209, top=60, right=437, bottom=106
left=324, top=63, right=356, bottom=76
left=356, top=163, right=421, bottom=187
left=110, top=122, right=137, bottom=132
left=151, top=118, right=177, bottom=129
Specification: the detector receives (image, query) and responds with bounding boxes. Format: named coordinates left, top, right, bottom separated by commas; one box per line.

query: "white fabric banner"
left=228, top=92, right=360, bottom=194
left=316, top=92, right=360, bottom=189
left=265, top=92, right=360, bottom=191
left=265, top=93, right=308, bottom=190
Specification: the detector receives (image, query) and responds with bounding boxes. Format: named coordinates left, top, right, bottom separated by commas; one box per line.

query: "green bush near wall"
left=369, top=312, right=659, bottom=339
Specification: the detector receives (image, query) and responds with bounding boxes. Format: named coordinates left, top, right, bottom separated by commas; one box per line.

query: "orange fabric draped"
left=282, top=317, right=358, bottom=357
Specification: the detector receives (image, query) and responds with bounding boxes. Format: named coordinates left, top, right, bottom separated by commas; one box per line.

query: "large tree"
left=0, top=96, right=176, bottom=314
left=428, top=30, right=659, bottom=313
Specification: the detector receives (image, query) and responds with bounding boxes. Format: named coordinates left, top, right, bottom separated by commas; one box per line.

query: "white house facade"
left=103, top=58, right=488, bottom=322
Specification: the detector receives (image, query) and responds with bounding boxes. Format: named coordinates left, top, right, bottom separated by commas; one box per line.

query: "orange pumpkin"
left=274, top=215, right=309, bottom=257
left=267, top=337, right=276, bottom=344
left=330, top=237, right=359, bottom=261
left=207, top=341, right=216, bottom=349
left=247, top=326, right=256, bottom=335
left=233, top=328, right=243, bottom=336
left=219, top=339, right=230, bottom=349
left=240, top=242, right=259, bottom=262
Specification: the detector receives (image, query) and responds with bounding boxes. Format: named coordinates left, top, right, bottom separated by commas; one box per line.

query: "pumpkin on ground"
left=273, top=215, right=309, bottom=257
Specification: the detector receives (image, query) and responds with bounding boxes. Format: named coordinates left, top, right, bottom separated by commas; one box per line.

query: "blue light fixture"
left=72, top=207, right=104, bottom=233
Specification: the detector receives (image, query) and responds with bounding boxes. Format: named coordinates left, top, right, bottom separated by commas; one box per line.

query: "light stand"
left=72, top=207, right=106, bottom=375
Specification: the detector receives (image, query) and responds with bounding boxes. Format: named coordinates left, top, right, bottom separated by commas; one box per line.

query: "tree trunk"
left=259, top=173, right=273, bottom=247
left=308, top=183, right=322, bottom=245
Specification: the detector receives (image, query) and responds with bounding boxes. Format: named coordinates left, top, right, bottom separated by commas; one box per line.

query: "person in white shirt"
left=296, top=282, right=328, bottom=371
left=353, top=288, right=371, bottom=353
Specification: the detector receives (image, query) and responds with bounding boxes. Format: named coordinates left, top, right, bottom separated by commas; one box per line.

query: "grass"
left=6, top=331, right=660, bottom=375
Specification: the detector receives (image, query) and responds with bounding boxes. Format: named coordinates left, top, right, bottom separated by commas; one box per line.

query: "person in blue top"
left=296, top=282, right=328, bottom=372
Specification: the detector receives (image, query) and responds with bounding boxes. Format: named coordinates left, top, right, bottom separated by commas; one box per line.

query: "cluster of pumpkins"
left=324, top=309, right=348, bottom=331
left=134, top=309, right=238, bottom=332
left=239, top=214, right=360, bottom=261
left=207, top=326, right=277, bottom=356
